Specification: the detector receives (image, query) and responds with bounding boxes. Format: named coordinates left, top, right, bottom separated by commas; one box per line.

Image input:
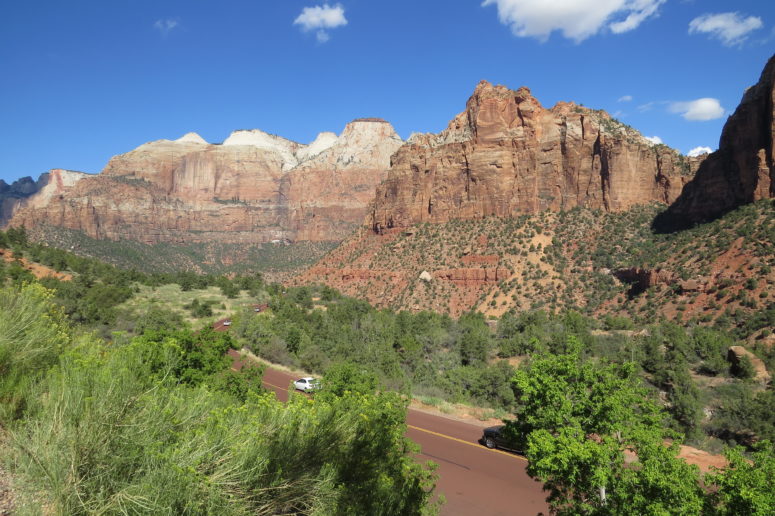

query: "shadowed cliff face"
left=0, top=175, right=46, bottom=225
left=370, top=81, right=695, bottom=232
left=655, top=54, right=775, bottom=231
left=0, top=171, right=91, bottom=226
left=7, top=120, right=403, bottom=244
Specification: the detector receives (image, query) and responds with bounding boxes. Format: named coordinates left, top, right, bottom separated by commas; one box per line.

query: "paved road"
left=227, top=348, right=549, bottom=515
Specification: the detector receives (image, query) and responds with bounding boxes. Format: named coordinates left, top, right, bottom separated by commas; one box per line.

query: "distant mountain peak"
left=175, top=132, right=208, bottom=144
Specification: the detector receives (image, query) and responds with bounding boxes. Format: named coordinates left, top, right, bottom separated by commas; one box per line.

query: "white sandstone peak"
left=292, top=119, right=404, bottom=171
left=223, top=129, right=300, bottom=170
left=175, top=132, right=208, bottom=144
left=26, top=169, right=89, bottom=209
left=296, top=132, right=338, bottom=162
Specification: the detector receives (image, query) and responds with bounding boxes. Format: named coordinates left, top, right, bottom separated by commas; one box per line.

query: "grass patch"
left=120, top=284, right=260, bottom=325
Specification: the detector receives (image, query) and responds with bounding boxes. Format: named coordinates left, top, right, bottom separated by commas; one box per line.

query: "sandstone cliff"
left=370, top=81, right=694, bottom=231
left=657, top=54, right=775, bottom=228
left=0, top=170, right=89, bottom=226
left=1, top=175, right=43, bottom=225
left=9, top=120, right=403, bottom=244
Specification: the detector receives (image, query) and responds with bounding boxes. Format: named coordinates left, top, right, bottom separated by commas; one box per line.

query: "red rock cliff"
left=8, top=121, right=403, bottom=244
left=657, top=54, right=775, bottom=228
left=370, top=81, right=693, bottom=231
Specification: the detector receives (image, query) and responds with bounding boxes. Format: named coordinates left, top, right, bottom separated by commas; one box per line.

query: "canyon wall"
left=8, top=120, right=403, bottom=244
left=657, top=54, right=775, bottom=228
left=370, top=81, right=695, bottom=231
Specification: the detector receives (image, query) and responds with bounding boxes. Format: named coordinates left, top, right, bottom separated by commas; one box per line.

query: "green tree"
left=731, top=354, right=755, bottom=379
left=134, top=306, right=187, bottom=335
left=458, top=311, right=490, bottom=366
left=510, top=336, right=704, bottom=515
left=322, top=361, right=380, bottom=397
left=707, top=441, right=775, bottom=515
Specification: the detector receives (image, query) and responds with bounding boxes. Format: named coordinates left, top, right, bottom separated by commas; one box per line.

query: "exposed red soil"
left=0, top=248, right=71, bottom=281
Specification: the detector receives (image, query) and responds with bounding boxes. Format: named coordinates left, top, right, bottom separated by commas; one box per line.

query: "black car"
left=480, top=425, right=522, bottom=453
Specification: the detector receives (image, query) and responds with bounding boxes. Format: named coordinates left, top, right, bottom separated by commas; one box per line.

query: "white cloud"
left=154, top=19, right=179, bottom=35
left=481, top=0, right=665, bottom=43
left=689, top=12, right=763, bottom=46
left=609, top=0, right=664, bottom=34
left=687, top=146, right=713, bottom=157
left=669, top=98, right=725, bottom=121
left=294, top=4, right=347, bottom=43
left=645, top=135, right=663, bottom=145
left=618, top=95, right=633, bottom=102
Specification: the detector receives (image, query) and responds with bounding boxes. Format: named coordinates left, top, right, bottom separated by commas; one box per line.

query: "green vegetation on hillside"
left=228, top=285, right=775, bottom=452
left=0, top=283, right=438, bottom=514
left=29, top=224, right=338, bottom=274
left=332, top=200, right=775, bottom=328
left=2, top=224, right=772, bottom=451
left=1, top=197, right=774, bottom=514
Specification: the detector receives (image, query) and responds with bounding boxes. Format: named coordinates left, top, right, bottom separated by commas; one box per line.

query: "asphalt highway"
left=227, top=348, right=549, bottom=515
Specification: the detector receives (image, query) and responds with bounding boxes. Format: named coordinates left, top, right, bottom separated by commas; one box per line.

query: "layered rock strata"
left=0, top=170, right=89, bottom=226
left=370, top=81, right=694, bottom=231
left=9, top=120, right=403, bottom=244
left=659, top=54, right=775, bottom=226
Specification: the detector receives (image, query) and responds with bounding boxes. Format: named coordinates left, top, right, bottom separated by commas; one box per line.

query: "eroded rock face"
left=9, top=122, right=403, bottom=244
left=284, top=119, right=404, bottom=241
left=0, top=170, right=89, bottom=226
left=613, top=267, right=675, bottom=295
left=1, top=175, right=42, bottom=225
left=659, top=54, right=775, bottom=227
left=371, top=81, right=693, bottom=231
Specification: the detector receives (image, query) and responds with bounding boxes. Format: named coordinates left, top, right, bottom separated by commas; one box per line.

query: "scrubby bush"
left=5, top=314, right=438, bottom=514
left=0, top=283, right=71, bottom=422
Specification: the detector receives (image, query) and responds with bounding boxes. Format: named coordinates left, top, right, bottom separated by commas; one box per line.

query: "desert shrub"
left=731, top=354, right=755, bottom=379
left=321, top=361, right=380, bottom=397
left=603, top=315, right=635, bottom=331
left=133, top=306, right=187, bottom=335
left=707, top=383, right=775, bottom=445
left=0, top=283, right=71, bottom=422
left=8, top=328, right=438, bottom=515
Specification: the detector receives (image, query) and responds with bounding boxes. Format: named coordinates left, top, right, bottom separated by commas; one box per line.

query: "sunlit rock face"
left=1, top=169, right=89, bottom=226
left=8, top=122, right=403, bottom=244
left=370, top=80, right=693, bottom=231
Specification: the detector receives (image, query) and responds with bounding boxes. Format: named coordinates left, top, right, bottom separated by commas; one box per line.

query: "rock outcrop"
left=614, top=267, right=675, bottom=295
left=8, top=121, right=403, bottom=244
left=370, top=81, right=694, bottom=231
left=1, top=175, right=42, bottom=225
left=728, top=346, right=771, bottom=384
left=0, top=170, right=89, bottom=226
left=658, top=54, right=775, bottom=227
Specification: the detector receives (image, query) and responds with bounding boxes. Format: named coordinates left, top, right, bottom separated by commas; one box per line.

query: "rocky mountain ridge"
left=657, top=54, right=775, bottom=228
left=8, top=119, right=403, bottom=245
left=0, top=170, right=89, bottom=226
left=300, top=54, right=775, bottom=319
left=370, top=81, right=699, bottom=232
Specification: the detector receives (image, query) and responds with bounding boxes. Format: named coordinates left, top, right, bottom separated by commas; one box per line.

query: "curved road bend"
left=228, top=349, right=549, bottom=515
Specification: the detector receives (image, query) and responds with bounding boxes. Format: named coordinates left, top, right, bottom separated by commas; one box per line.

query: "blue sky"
left=1, top=0, right=773, bottom=183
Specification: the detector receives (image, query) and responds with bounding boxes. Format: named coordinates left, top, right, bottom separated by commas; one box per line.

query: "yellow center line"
left=407, top=424, right=527, bottom=462
left=264, top=381, right=289, bottom=392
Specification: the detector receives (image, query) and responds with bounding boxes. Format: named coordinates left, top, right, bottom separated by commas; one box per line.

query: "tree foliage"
left=706, top=441, right=775, bottom=515
left=511, top=336, right=704, bottom=515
